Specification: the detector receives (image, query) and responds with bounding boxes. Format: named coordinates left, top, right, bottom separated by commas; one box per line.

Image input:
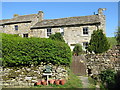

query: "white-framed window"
left=83, top=42, right=88, bottom=49
left=60, top=27, right=64, bottom=36
left=83, top=27, right=88, bottom=35
left=15, top=25, right=18, bottom=31
left=47, top=28, right=52, bottom=36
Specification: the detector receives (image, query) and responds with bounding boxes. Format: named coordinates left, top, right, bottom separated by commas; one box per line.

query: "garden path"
left=79, top=76, right=89, bottom=88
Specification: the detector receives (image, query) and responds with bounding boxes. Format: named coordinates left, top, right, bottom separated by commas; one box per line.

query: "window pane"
left=15, top=25, right=18, bottom=30
left=83, top=27, right=88, bottom=35
left=47, top=28, right=52, bottom=36
left=47, top=28, right=51, bottom=32
left=83, top=42, right=88, bottom=49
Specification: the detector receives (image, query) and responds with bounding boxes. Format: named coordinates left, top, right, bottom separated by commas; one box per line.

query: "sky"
left=1, top=2, right=118, bottom=37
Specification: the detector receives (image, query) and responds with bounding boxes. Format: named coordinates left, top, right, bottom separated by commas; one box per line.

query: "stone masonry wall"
left=30, top=25, right=98, bottom=50
left=85, top=45, right=120, bottom=76
left=1, top=64, right=69, bottom=88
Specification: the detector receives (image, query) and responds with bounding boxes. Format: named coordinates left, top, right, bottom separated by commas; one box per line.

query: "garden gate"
left=70, top=56, right=87, bottom=76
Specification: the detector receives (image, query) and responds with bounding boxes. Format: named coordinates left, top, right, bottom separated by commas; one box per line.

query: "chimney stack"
left=38, top=11, right=44, bottom=22
left=98, top=8, right=106, bottom=15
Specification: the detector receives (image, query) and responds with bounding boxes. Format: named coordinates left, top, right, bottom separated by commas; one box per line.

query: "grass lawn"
left=107, top=37, right=117, bottom=48
left=32, top=71, right=82, bottom=88
left=88, top=77, right=96, bottom=88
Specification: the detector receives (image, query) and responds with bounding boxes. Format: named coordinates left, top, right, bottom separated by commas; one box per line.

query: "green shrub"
left=73, top=44, right=83, bottom=56
left=49, top=32, right=65, bottom=42
left=2, top=33, right=72, bottom=67
left=107, top=37, right=117, bottom=48
left=99, top=69, right=116, bottom=88
left=87, top=29, right=110, bottom=54
left=115, top=27, right=120, bottom=45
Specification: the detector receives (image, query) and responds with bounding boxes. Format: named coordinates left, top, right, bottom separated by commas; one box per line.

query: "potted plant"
left=49, top=79, right=55, bottom=84
left=36, top=80, right=41, bottom=85
left=42, top=81, right=47, bottom=85
left=55, top=79, right=60, bottom=85
left=41, top=79, right=45, bottom=83
left=60, top=79, right=66, bottom=85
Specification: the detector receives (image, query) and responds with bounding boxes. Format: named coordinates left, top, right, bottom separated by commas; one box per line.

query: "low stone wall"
left=1, top=64, right=69, bottom=87
left=86, top=45, right=120, bottom=76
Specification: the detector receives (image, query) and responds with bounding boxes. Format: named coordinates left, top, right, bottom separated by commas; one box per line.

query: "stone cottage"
left=0, top=8, right=106, bottom=50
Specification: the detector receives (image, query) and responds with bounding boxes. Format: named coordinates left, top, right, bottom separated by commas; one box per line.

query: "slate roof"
left=31, top=15, right=100, bottom=29
left=0, top=14, right=37, bottom=25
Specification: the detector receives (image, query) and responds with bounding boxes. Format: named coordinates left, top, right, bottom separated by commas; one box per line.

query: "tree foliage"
left=49, top=32, right=65, bottom=42
left=115, top=27, right=120, bottom=45
left=87, top=29, right=110, bottom=54
left=73, top=44, right=83, bottom=56
left=2, top=33, right=72, bottom=67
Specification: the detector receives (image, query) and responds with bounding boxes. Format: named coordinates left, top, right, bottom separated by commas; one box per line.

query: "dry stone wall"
left=86, top=45, right=120, bottom=76
left=1, top=64, right=69, bottom=87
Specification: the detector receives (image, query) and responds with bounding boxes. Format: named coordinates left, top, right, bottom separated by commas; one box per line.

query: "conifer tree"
left=87, top=29, right=110, bottom=54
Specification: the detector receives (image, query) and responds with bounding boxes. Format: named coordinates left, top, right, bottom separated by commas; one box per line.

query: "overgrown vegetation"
left=107, top=37, right=117, bottom=48
left=73, top=44, right=83, bottom=56
left=49, top=32, right=65, bottom=42
left=99, top=69, right=115, bottom=87
left=2, top=33, right=72, bottom=67
left=87, top=29, right=110, bottom=54
left=99, top=69, right=120, bottom=89
left=115, top=27, right=120, bottom=45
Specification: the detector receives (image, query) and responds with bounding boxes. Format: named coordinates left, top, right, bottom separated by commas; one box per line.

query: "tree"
left=115, top=27, right=120, bottom=45
left=49, top=32, right=65, bottom=42
left=87, top=29, right=110, bottom=54
left=73, top=44, right=83, bottom=56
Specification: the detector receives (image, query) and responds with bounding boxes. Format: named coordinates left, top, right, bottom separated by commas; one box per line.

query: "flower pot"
left=49, top=79, right=55, bottom=84
left=42, top=81, right=47, bottom=85
left=55, top=80, right=60, bottom=85
left=41, top=79, right=45, bottom=83
left=36, top=81, right=41, bottom=85
left=60, top=79, right=66, bottom=85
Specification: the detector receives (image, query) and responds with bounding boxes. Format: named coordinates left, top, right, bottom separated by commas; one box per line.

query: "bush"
left=2, top=33, right=72, bottom=67
left=115, top=27, right=120, bottom=45
left=73, top=44, right=83, bottom=56
left=99, top=69, right=116, bottom=89
left=87, top=29, right=110, bottom=54
left=49, top=33, right=65, bottom=42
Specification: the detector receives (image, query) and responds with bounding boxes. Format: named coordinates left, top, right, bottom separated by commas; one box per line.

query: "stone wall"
left=30, top=25, right=98, bottom=50
left=85, top=45, right=120, bottom=76
left=1, top=64, right=69, bottom=87
left=2, top=16, right=38, bottom=38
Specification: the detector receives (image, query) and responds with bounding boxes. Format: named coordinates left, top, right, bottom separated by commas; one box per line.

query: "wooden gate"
left=70, top=56, right=87, bottom=76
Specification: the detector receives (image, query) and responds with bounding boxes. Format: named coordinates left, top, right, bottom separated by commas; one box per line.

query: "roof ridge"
left=43, top=15, right=98, bottom=21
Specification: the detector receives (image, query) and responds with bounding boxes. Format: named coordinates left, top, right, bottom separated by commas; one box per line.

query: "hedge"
left=2, top=33, right=72, bottom=67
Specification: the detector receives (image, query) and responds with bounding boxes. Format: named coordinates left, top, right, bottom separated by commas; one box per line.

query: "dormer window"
left=15, top=25, right=18, bottom=31
left=83, top=27, right=88, bottom=35
left=47, top=28, right=52, bottom=36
